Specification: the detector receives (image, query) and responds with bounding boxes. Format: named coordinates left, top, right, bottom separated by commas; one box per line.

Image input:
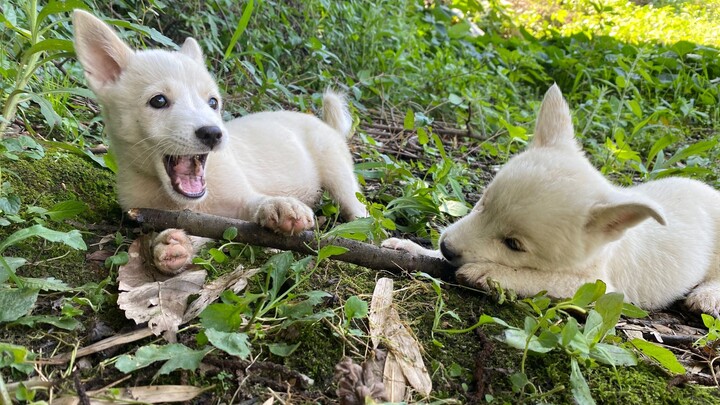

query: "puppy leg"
left=151, top=229, right=210, bottom=275
left=317, top=151, right=367, bottom=220
left=686, top=280, right=720, bottom=317
left=254, top=196, right=315, bottom=235
left=456, top=262, right=597, bottom=299
left=381, top=238, right=444, bottom=259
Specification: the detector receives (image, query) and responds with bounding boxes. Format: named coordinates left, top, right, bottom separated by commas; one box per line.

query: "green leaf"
left=344, top=296, right=368, bottom=320
left=572, top=280, right=606, bottom=308
left=46, top=200, right=87, bottom=221
left=570, top=357, right=596, bottom=405
left=115, top=344, right=209, bottom=374
left=595, top=292, right=625, bottom=339
left=448, top=93, right=463, bottom=105
left=21, top=277, right=71, bottom=292
left=268, top=342, right=301, bottom=357
left=25, top=39, right=74, bottom=57
left=0, top=224, right=86, bottom=253
left=561, top=318, right=580, bottom=347
left=631, top=339, right=685, bottom=374
left=105, top=252, right=129, bottom=268
left=417, top=127, right=429, bottom=145
left=0, top=257, right=25, bottom=284
left=0, top=342, right=35, bottom=375
left=702, top=313, right=716, bottom=329
left=223, top=227, right=238, bottom=241
left=501, top=328, right=554, bottom=354
left=404, top=109, right=415, bottom=130
left=621, top=303, right=648, bottom=318
left=205, top=329, right=251, bottom=359
left=323, top=217, right=374, bottom=241
left=13, top=315, right=79, bottom=330
left=318, top=245, right=349, bottom=262
left=208, top=248, right=227, bottom=263
left=583, top=310, right=604, bottom=343
left=0, top=195, right=21, bottom=215
left=38, top=0, right=87, bottom=25
left=590, top=343, right=637, bottom=366
left=0, top=288, right=39, bottom=323
left=224, top=0, right=255, bottom=60
left=200, top=303, right=245, bottom=332
left=438, top=200, right=470, bottom=217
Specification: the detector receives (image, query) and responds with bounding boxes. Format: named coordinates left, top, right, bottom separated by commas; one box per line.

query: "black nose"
left=195, top=126, right=223, bottom=149
left=440, top=239, right=458, bottom=262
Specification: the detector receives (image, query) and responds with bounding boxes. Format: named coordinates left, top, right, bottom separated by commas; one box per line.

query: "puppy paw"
left=381, top=238, right=442, bottom=258
left=686, top=282, right=720, bottom=317
left=455, top=263, right=491, bottom=290
left=381, top=238, right=419, bottom=254
left=152, top=229, right=194, bottom=275
left=255, top=197, right=315, bottom=235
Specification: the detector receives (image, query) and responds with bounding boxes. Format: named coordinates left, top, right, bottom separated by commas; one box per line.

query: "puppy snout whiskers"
left=195, top=126, right=223, bottom=149
left=440, top=240, right=459, bottom=262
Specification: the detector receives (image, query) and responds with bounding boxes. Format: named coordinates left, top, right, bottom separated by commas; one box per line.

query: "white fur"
left=72, top=10, right=366, bottom=236
left=384, top=84, right=720, bottom=314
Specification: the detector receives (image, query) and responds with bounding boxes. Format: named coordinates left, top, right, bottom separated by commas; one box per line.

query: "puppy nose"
left=195, top=126, right=223, bottom=149
left=440, top=240, right=459, bottom=262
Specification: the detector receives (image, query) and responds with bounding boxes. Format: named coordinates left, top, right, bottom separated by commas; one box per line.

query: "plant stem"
left=0, top=0, right=40, bottom=137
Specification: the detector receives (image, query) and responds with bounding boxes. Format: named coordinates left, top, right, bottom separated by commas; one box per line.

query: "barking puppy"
left=384, top=85, right=720, bottom=315
left=73, top=10, right=367, bottom=272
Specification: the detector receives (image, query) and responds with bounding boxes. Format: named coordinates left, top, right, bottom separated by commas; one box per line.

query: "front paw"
left=152, top=229, right=194, bottom=275
left=686, top=282, right=720, bottom=317
left=381, top=238, right=419, bottom=254
left=455, top=263, right=492, bottom=290
left=255, top=197, right=315, bottom=235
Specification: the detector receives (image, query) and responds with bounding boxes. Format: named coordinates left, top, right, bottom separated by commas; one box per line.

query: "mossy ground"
left=3, top=150, right=720, bottom=404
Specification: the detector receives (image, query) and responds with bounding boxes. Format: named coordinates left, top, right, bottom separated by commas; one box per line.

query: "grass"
left=2, top=0, right=720, bottom=403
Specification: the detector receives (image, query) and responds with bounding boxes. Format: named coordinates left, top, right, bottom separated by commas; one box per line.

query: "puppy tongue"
left=172, top=155, right=205, bottom=195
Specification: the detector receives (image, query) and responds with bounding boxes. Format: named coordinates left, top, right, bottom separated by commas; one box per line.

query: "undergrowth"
left=1, top=0, right=720, bottom=403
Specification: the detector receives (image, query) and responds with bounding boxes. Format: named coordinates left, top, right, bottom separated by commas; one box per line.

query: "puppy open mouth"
left=163, top=154, right=208, bottom=198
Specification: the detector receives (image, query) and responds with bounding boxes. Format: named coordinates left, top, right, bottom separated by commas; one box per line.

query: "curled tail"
left=322, top=89, right=353, bottom=140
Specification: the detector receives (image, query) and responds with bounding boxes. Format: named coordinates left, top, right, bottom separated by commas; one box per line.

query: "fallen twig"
left=45, top=328, right=154, bottom=365
left=126, top=208, right=456, bottom=278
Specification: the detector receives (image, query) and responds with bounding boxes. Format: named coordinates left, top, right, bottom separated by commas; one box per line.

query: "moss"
left=8, top=148, right=120, bottom=223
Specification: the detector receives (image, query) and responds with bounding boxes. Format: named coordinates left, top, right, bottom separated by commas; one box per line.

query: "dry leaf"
left=118, top=238, right=206, bottom=341
left=183, top=266, right=259, bottom=323
left=51, top=384, right=207, bottom=404
left=383, top=351, right=406, bottom=402
left=335, top=356, right=387, bottom=405
left=369, top=277, right=432, bottom=397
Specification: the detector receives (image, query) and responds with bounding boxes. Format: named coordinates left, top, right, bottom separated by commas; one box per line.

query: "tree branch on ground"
left=126, top=208, right=456, bottom=278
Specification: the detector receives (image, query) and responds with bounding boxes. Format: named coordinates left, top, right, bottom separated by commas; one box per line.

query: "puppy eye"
left=502, top=237, right=525, bottom=252
left=149, top=94, right=169, bottom=109
left=208, top=97, right=219, bottom=110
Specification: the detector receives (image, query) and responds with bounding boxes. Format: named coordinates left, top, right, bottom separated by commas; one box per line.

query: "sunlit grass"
left=505, top=0, right=720, bottom=47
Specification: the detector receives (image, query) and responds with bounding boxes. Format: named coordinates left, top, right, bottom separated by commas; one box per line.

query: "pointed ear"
left=585, top=195, right=666, bottom=241
left=72, top=9, right=133, bottom=91
left=530, top=84, right=578, bottom=150
left=180, top=38, right=204, bottom=64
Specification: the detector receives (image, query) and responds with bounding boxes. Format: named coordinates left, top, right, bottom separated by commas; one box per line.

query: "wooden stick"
left=126, top=208, right=456, bottom=278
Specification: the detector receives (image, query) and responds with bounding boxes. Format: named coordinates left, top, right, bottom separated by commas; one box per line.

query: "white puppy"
left=73, top=11, right=367, bottom=272
left=384, top=85, right=720, bottom=314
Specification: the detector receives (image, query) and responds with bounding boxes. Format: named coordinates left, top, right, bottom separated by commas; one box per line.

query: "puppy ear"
left=530, top=84, right=579, bottom=150
left=585, top=195, right=666, bottom=241
left=180, top=38, right=204, bottom=64
left=73, top=10, right=133, bottom=92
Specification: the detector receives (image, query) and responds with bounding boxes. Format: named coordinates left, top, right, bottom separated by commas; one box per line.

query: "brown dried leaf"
left=182, top=266, right=259, bottom=323
left=369, top=277, right=432, bottom=396
left=51, top=384, right=208, bottom=404
left=383, top=351, right=406, bottom=402
left=117, top=238, right=206, bottom=341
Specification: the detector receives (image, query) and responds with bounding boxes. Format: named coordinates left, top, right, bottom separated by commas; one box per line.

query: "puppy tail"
left=322, top=89, right=353, bottom=140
